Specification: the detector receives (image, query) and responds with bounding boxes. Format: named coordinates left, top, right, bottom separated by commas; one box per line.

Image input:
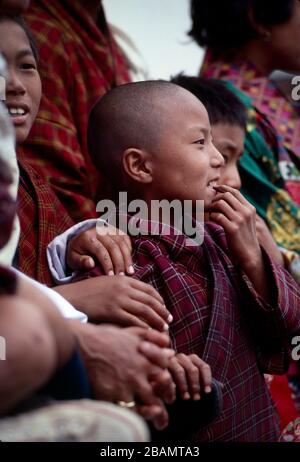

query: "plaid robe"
left=18, top=159, right=73, bottom=286
left=21, top=0, right=130, bottom=222
left=77, top=219, right=300, bottom=441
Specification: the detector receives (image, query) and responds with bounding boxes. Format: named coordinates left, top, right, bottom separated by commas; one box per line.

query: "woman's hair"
left=189, top=0, right=295, bottom=55
left=0, top=15, right=38, bottom=61
left=171, top=75, right=247, bottom=130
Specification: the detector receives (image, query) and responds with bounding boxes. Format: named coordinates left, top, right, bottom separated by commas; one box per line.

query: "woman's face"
left=267, top=0, right=300, bottom=72
left=0, top=19, right=41, bottom=144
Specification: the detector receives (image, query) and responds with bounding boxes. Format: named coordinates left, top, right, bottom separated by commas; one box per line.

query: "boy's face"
left=148, top=90, right=224, bottom=210
left=211, top=123, right=245, bottom=190
left=0, top=20, right=41, bottom=145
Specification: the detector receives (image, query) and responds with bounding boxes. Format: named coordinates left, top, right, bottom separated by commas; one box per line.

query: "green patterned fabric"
left=225, top=82, right=300, bottom=255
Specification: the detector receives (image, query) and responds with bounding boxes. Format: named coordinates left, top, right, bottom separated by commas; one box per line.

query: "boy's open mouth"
left=5, top=103, right=29, bottom=125
left=207, top=180, right=219, bottom=188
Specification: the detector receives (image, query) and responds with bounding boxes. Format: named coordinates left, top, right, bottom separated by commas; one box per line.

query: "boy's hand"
left=56, top=276, right=172, bottom=331
left=255, top=215, right=284, bottom=266
left=67, top=225, right=134, bottom=276
left=168, top=353, right=212, bottom=401
left=210, top=185, right=262, bottom=267
left=210, top=185, right=273, bottom=302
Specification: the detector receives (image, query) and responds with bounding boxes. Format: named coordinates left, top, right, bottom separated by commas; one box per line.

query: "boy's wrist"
left=237, top=247, right=263, bottom=273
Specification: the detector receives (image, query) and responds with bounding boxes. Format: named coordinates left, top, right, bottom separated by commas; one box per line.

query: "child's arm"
left=66, top=224, right=134, bottom=276
left=54, top=275, right=172, bottom=331
left=255, top=215, right=285, bottom=266
left=210, top=185, right=300, bottom=372
left=47, top=222, right=172, bottom=331
left=210, top=185, right=274, bottom=303
left=47, top=220, right=134, bottom=284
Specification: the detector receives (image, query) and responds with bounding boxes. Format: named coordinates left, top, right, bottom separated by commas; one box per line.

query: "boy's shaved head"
left=88, top=80, right=223, bottom=210
left=88, top=81, right=195, bottom=188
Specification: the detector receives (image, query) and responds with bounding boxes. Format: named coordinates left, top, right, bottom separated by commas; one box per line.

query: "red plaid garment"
left=21, top=0, right=130, bottom=222
left=18, top=159, right=74, bottom=286
left=0, top=158, right=16, bottom=250
left=77, top=218, right=300, bottom=441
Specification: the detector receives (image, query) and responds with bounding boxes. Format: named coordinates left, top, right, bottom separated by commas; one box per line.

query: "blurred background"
left=103, top=0, right=204, bottom=80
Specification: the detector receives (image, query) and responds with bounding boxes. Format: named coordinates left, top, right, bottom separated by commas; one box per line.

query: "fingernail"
left=164, top=348, right=175, bottom=357
left=183, top=392, right=190, bottom=400
left=108, top=270, right=114, bottom=276
left=128, top=265, right=135, bottom=274
left=167, top=314, right=173, bottom=323
left=163, top=323, right=169, bottom=331
left=87, top=257, right=94, bottom=268
left=205, top=386, right=212, bottom=393
left=119, top=271, right=125, bottom=276
left=193, top=393, right=201, bottom=400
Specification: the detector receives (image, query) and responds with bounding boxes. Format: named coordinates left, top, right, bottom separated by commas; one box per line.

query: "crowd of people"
left=0, top=0, right=300, bottom=442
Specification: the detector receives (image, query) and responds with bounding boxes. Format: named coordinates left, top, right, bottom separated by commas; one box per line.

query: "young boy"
left=171, top=75, right=300, bottom=427
left=49, top=80, right=300, bottom=441
left=171, top=75, right=300, bottom=285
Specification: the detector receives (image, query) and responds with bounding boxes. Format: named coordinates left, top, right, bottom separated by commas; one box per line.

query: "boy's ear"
left=122, top=148, right=153, bottom=184
left=247, top=5, right=271, bottom=41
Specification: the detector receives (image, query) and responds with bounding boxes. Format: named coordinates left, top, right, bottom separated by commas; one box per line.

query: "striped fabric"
left=77, top=218, right=300, bottom=441
left=21, top=0, right=130, bottom=222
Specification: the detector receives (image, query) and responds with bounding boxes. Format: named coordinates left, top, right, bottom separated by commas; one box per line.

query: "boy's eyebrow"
left=16, top=49, right=34, bottom=60
left=188, top=125, right=211, bottom=136
left=218, top=139, right=238, bottom=148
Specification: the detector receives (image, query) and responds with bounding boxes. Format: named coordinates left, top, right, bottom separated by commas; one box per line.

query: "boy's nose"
left=223, top=169, right=242, bottom=190
left=6, top=69, right=26, bottom=96
left=210, top=145, right=225, bottom=168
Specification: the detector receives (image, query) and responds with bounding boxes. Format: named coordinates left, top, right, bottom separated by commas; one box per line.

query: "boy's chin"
left=15, top=128, right=29, bottom=145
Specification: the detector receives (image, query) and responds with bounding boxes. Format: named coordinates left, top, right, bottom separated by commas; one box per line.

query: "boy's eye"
left=20, top=62, right=37, bottom=70
left=222, top=154, right=228, bottom=164
left=194, top=139, right=205, bottom=145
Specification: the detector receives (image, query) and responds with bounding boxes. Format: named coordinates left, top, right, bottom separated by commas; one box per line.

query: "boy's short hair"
left=87, top=80, right=193, bottom=188
left=171, top=75, right=247, bottom=130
